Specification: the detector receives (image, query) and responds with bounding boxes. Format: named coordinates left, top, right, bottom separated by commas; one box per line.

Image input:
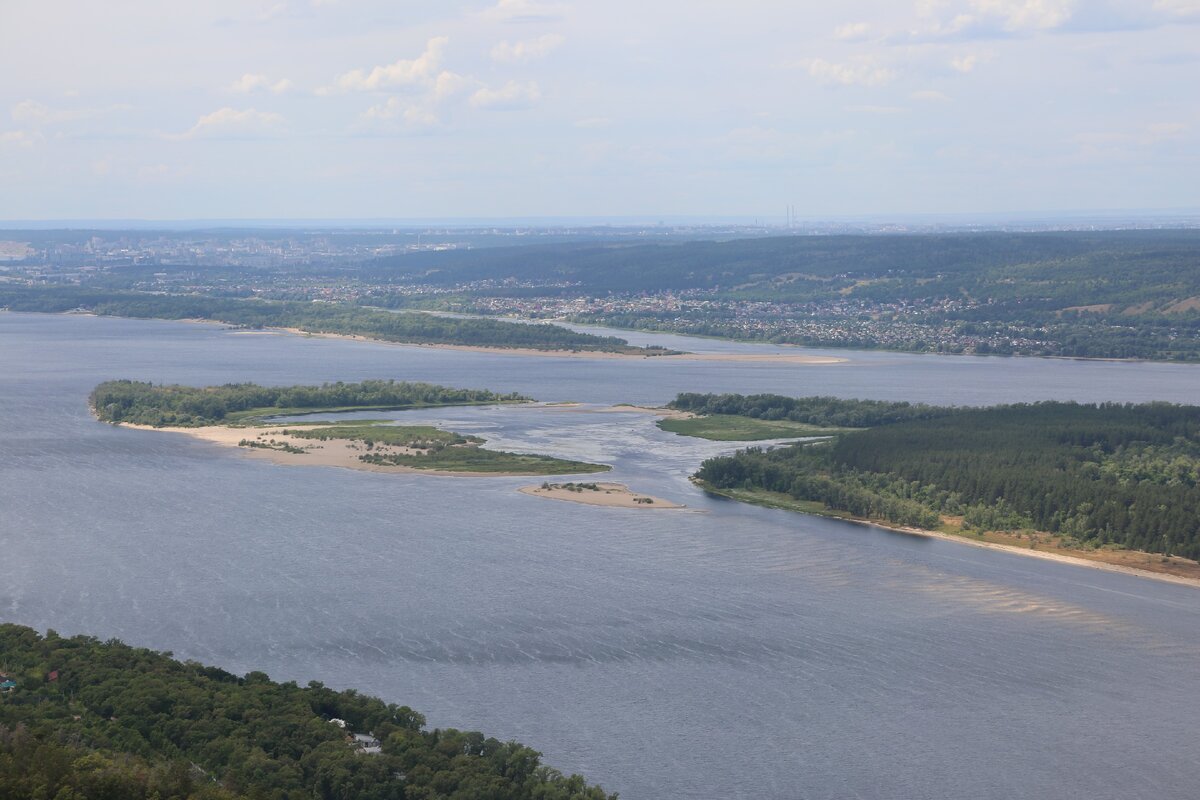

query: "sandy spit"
left=116, top=423, right=549, bottom=478
left=519, top=482, right=684, bottom=510
left=271, top=327, right=845, bottom=364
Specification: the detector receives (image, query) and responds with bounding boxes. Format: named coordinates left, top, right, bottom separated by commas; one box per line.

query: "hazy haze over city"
left=1, top=0, right=1198, bottom=220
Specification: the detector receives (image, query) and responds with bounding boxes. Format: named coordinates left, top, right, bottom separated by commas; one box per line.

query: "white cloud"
left=912, top=89, right=953, bottom=102
left=178, top=107, right=284, bottom=139
left=573, top=116, right=611, bottom=128
left=806, top=58, right=895, bottom=87
left=470, top=80, right=542, bottom=109
left=951, top=53, right=979, bottom=72
left=0, top=129, right=41, bottom=148
left=911, top=0, right=1076, bottom=38
left=833, top=22, right=870, bottom=41
left=973, top=0, right=1075, bottom=30
left=363, top=97, right=441, bottom=127
left=1153, top=0, right=1200, bottom=15
left=481, top=0, right=567, bottom=23
left=491, top=34, right=565, bottom=63
left=230, top=73, right=294, bottom=94
left=335, top=37, right=449, bottom=92
left=11, top=100, right=83, bottom=125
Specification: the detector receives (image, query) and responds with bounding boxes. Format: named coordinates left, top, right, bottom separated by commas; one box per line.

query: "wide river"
left=3, top=312, right=1200, bottom=800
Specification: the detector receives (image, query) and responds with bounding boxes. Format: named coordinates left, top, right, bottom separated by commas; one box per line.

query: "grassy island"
left=690, top=394, right=1200, bottom=574
left=0, top=624, right=615, bottom=800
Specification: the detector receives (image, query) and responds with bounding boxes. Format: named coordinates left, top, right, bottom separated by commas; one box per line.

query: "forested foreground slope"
left=692, top=398, right=1200, bottom=560
left=0, top=625, right=615, bottom=800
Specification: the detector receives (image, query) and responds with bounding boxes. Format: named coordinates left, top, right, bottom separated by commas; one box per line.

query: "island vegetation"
left=692, top=395, right=1200, bottom=564
left=0, top=624, right=616, bottom=800
left=89, top=379, right=529, bottom=427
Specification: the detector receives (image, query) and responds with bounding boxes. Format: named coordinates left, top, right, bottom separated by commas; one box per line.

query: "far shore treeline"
left=688, top=394, right=1200, bottom=560
left=90, top=379, right=529, bottom=427
left=0, top=624, right=615, bottom=800
left=0, top=286, right=673, bottom=355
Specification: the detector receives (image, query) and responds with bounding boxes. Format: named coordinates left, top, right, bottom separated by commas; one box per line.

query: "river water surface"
left=2, top=312, right=1199, bottom=799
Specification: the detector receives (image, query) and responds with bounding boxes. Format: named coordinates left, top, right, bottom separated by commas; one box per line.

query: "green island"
left=687, top=394, right=1200, bottom=574
left=89, top=379, right=530, bottom=427
left=0, top=624, right=615, bottom=800
left=0, top=287, right=679, bottom=356
left=91, top=380, right=610, bottom=476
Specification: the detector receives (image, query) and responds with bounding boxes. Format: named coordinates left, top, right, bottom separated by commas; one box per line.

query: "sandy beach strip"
left=540, top=403, right=695, bottom=420
left=115, top=423, right=549, bottom=477
left=820, top=507, right=1200, bottom=589
left=519, top=482, right=684, bottom=509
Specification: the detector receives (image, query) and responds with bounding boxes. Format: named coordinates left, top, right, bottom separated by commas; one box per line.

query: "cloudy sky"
left=1, top=0, right=1198, bottom=220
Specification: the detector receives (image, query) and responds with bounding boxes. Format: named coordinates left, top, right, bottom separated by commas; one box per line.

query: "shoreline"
left=273, top=327, right=845, bottom=364
left=519, top=482, right=684, bottom=510
left=699, top=483, right=1200, bottom=589
left=112, top=421, right=600, bottom=478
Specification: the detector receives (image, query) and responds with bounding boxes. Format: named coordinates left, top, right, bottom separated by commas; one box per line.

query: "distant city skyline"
left=2, top=0, right=1198, bottom=220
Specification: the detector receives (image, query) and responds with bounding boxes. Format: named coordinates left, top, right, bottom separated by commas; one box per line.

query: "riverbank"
left=520, top=481, right=684, bottom=509
left=274, top=327, right=844, bottom=364
left=699, top=483, right=1200, bottom=589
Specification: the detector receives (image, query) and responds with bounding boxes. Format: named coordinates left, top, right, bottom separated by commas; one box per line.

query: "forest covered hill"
left=0, top=625, right=615, bottom=800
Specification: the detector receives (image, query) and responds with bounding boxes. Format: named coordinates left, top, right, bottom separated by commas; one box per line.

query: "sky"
left=1, top=0, right=1198, bottom=221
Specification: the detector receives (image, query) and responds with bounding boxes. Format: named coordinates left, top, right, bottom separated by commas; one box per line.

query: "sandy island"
left=269, top=327, right=845, bottom=364
left=117, top=423, right=557, bottom=477
left=519, top=482, right=684, bottom=510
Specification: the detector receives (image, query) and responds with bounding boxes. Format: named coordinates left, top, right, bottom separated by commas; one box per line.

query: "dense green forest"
left=694, top=399, right=1200, bottom=559
left=90, top=380, right=528, bottom=427
left=0, top=287, right=666, bottom=354
left=0, top=624, right=615, bottom=800
left=667, top=393, right=949, bottom=427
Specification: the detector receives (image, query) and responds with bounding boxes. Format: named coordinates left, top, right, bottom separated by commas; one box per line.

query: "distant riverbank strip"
left=1, top=287, right=846, bottom=363
left=0, top=286, right=678, bottom=356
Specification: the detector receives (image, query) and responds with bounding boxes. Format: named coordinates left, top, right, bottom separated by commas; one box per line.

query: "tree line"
left=90, top=379, right=529, bottom=427
left=0, top=624, right=615, bottom=800
left=694, top=398, right=1200, bottom=559
left=667, top=393, right=949, bottom=427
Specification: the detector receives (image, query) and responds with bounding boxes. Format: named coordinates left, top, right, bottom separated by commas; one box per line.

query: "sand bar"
left=519, top=482, right=684, bottom=509
left=541, top=403, right=695, bottom=420
left=271, top=327, right=845, bottom=364
left=116, top=423, right=565, bottom=477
